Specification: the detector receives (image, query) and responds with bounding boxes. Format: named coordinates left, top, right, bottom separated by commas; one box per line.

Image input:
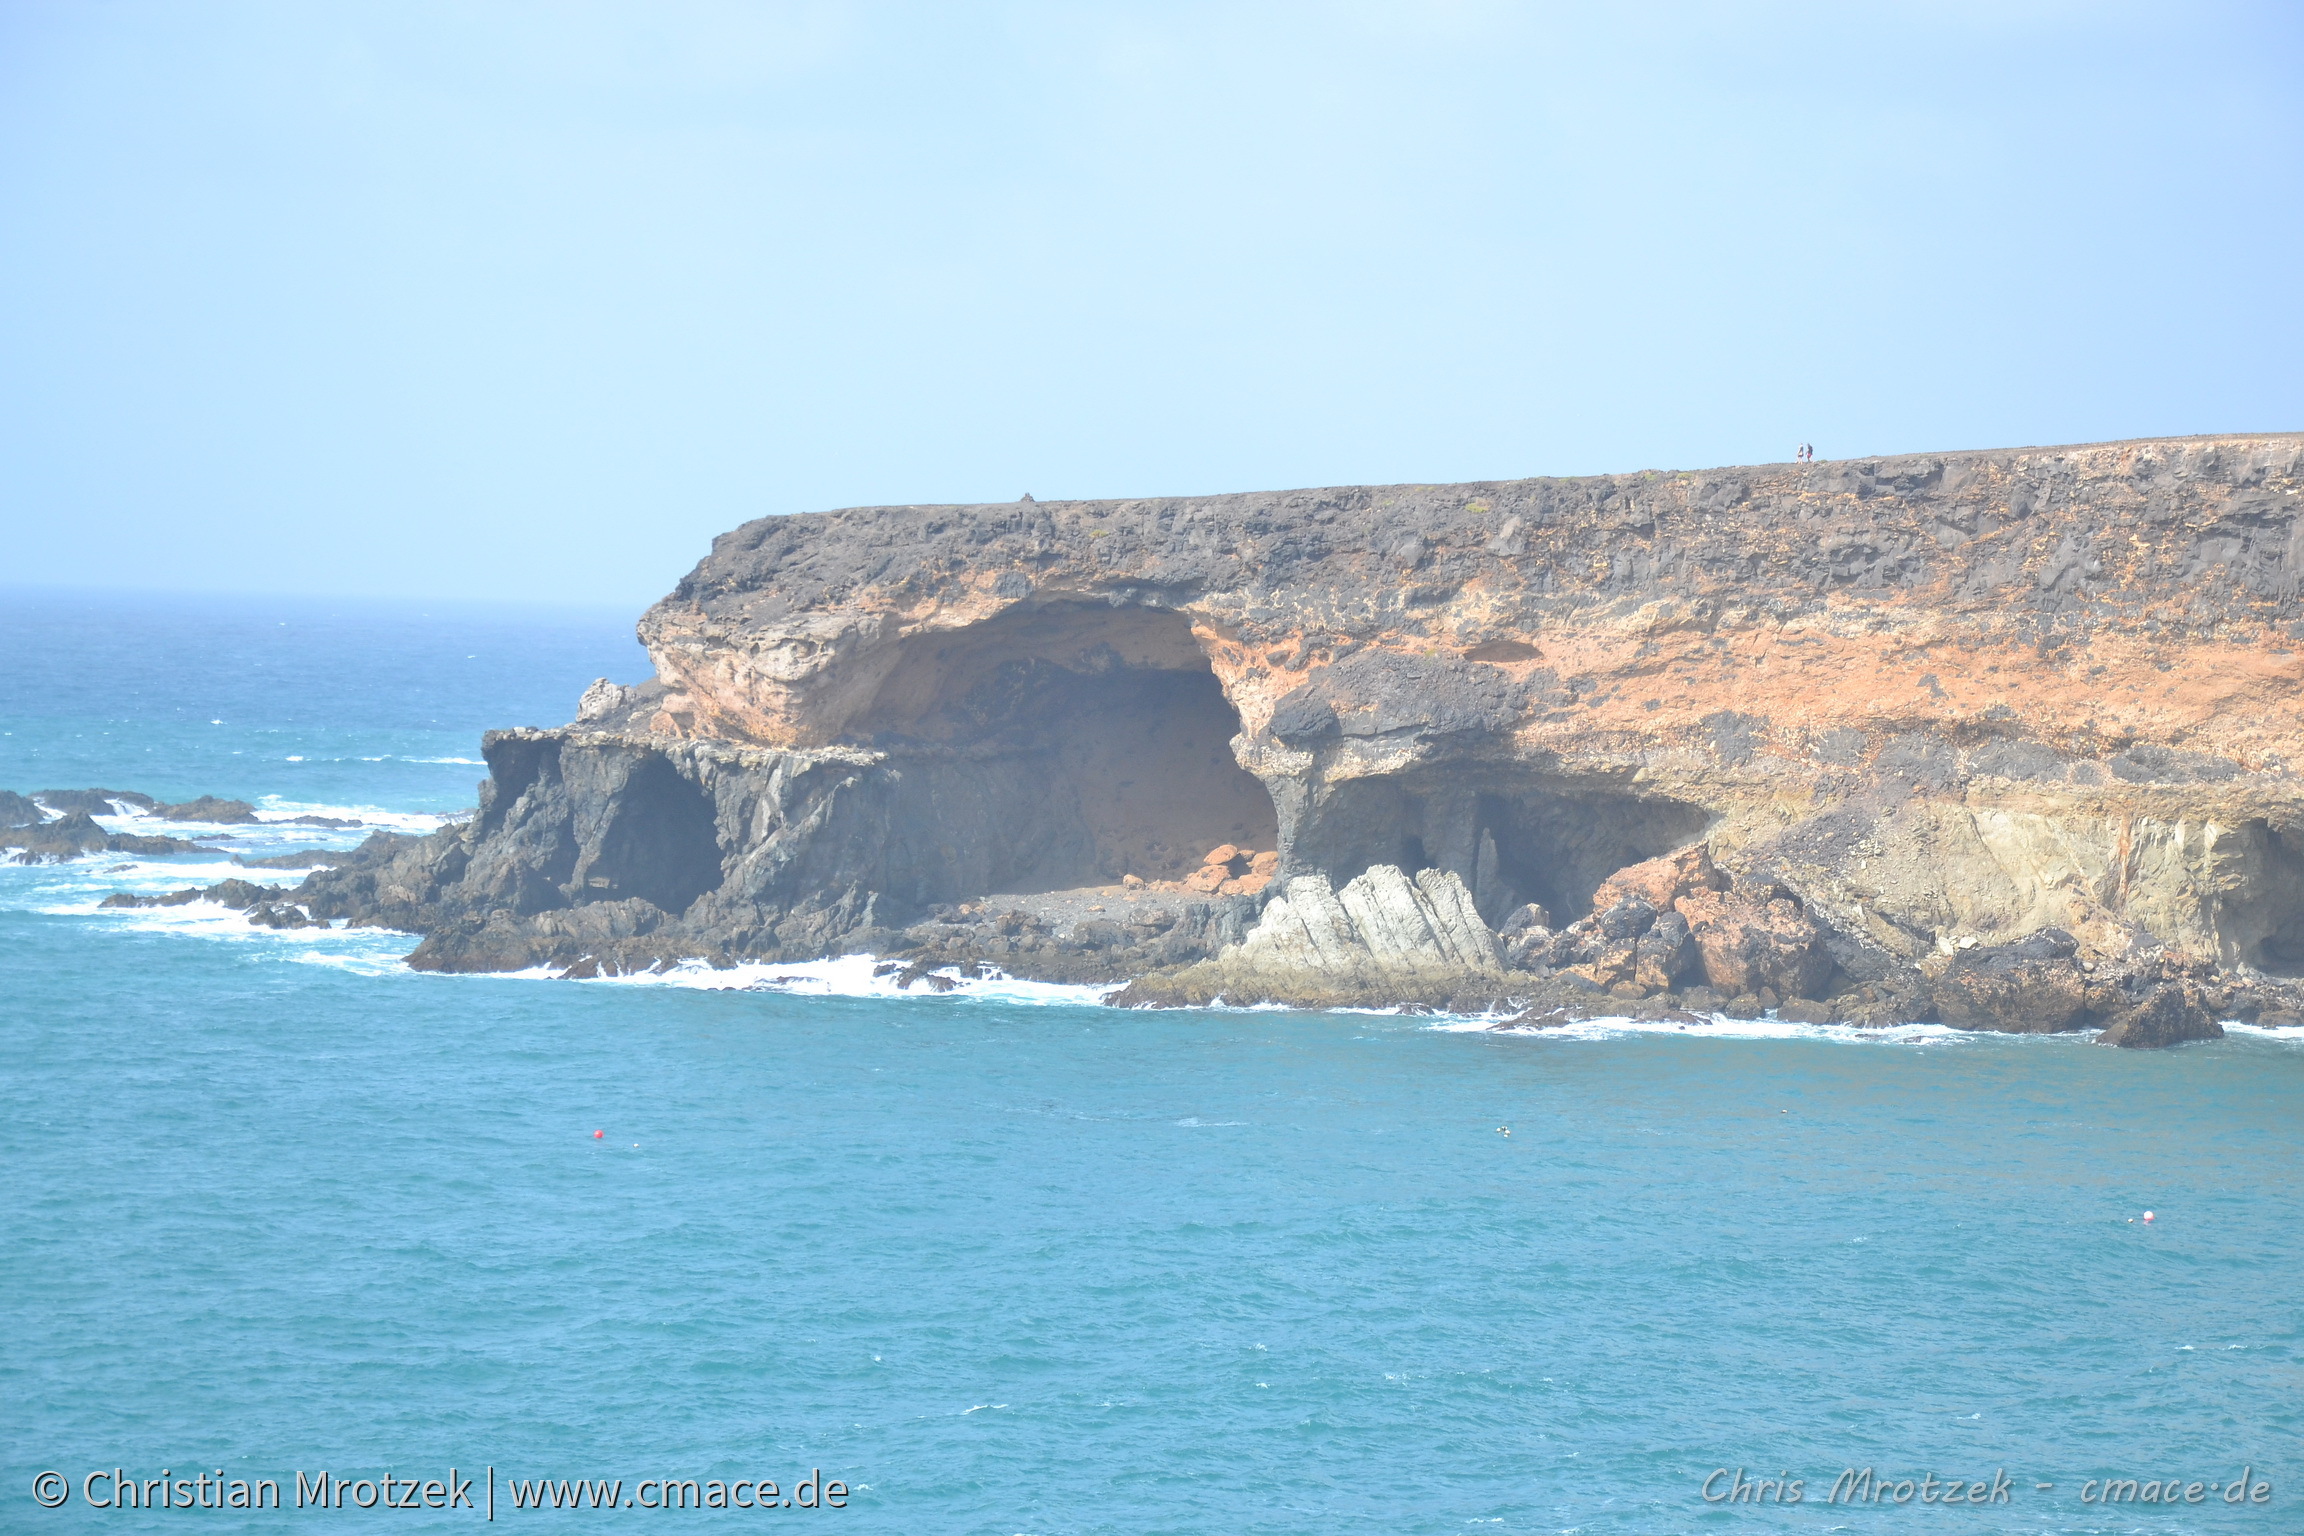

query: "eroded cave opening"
left=855, top=604, right=1279, bottom=896
left=1296, top=771, right=1713, bottom=927
left=2226, top=820, right=2304, bottom=975
left=575, top=752, right=722, bottom=915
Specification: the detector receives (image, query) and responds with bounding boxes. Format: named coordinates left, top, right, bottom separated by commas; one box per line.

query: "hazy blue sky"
left=4, top=1, right=2300, bottom=606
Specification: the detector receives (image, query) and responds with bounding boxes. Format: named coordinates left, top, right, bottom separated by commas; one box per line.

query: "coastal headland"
left=43, top=432, right=2304, bottom=1042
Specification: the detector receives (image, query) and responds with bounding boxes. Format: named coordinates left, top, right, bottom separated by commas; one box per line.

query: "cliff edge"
left=290, top=433, right=2304, bottom=1040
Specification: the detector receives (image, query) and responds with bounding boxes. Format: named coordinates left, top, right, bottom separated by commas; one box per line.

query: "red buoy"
left=593, top=1130, right=605, bottom=1139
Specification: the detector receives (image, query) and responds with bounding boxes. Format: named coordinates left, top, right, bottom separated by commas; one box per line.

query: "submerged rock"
left=155, top=795, right=259, bottom=824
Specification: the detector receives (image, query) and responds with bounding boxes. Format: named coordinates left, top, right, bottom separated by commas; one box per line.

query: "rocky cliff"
left=290, top=433, right=2304, bottom=1041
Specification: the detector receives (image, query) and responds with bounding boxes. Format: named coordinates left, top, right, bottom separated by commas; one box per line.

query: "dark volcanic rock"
left=103, top=878, right=287, bottom=911
left=235, top=849, right=347, bottom=870
left=4, top=808, right=216, bottom=863
left=1932, top=930, right=2087, bottom=1032
left=33, top=789, right=158, bottom=815
left=2094, top=983, right=2224, bottom=1048
left=0, top=790, right=44, bottom=828
left=6, top=810, right=111, bottom=859
left=100, top=877, right=329, bottom=929
left=156, top=796, right=260, bottom=824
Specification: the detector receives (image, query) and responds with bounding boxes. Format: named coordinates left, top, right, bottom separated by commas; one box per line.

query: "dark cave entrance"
left=575, top=752, right=723, bottom=916
left=1295, top=771, right=1713, bottom=927
left=2227, top=820, right=2304, bottom=976
left=854, top=604, right=1279, bottom=896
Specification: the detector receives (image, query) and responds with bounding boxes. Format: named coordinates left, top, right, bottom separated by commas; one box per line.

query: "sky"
left=3, top=1, right=2300, bottom=607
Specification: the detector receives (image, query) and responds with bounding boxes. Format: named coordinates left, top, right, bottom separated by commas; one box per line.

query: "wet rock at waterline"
left=3, top=808, right=218, bottom=864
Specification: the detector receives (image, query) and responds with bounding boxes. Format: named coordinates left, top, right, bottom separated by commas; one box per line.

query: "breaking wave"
left=576, top=954, right=1118, bottom=1008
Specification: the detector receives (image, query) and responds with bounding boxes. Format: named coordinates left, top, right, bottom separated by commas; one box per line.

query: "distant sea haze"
left=1, top=589, right=2294, bottom=1531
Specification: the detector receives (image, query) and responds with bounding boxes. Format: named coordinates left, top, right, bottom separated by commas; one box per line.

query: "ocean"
left=2, top=587, right=2296, bottom=1533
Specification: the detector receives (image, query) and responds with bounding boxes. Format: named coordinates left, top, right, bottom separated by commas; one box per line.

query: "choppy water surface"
left=2, top=589, right=2297, bottom=1533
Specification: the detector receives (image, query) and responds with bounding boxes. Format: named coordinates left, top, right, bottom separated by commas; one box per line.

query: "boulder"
left=1565, top=938, right=1640, bottom=991
left=2094, top=983, right=2224, bottom=1048
left=1633, top=910, right=1695, bottom=991
left=0, top=790, right=44, bottom=828
left=1502, top=923, right=1562, bottom=971
left=1589, top=842, right=1726, bottom=914
left=1227, top=865, right=1502, bottom=975
left=1498, top=902, right=1554, bottom=938
left=1931, top=928, right=2088, bottom=1032
left=1674, top=887, right=1832, bottom=1000
left=1595, top=895, right=1658, bottom=940
left=575, top=677, right=634, bottom=723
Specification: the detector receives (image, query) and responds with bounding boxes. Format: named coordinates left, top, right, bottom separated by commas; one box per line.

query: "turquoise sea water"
left=3, top=588, right=2298, bottom=1533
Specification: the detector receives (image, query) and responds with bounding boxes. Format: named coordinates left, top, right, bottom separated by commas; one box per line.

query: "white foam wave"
left=580, top=953, right=1116, bottom=1007
left=22, top=874, right=1116, bottom=1004
left=72, top=800, right=450, bottom=840
left=44, top=857, right=259, bottom=903
left=2224, top=1020, right=2304, bottom=1042
left=251, top=797, right=452, bottom=833
left=36, top=886, right=2304, bottom=1042
left=276, top=753, right=483, bottom=766
left=289, top=942, right=424, bottom=978
left=1443, top=1012, right=1979, bottom=1046
left=75, top=897, right=347, bottom=942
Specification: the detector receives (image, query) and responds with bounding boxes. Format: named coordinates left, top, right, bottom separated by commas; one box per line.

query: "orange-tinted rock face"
left=607, top=434, right=2304, bottom=971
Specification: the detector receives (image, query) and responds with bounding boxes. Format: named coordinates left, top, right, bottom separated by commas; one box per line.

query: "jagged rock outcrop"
left=0, top=788, right=350, bottom=863
left=242, top=433, right=2304, bottom=1041
left=101, top=877, right=327, bottom=928
left=1235, top=866, right=1501, bottom=974
left=154, top=795, right=259, bottom=824
left=2094, top=982, right=2223, bottom=1048
left=1105, top=866, right=1526, bottom=1010
left=3, top=807, right=214, bottom=863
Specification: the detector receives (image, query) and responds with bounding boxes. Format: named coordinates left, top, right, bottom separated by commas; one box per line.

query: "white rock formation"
left=1227, top=865, right=1503, bottom=975
left=576, top=677, right=634, bottom=723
